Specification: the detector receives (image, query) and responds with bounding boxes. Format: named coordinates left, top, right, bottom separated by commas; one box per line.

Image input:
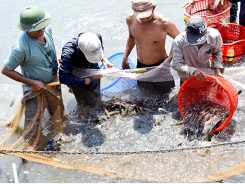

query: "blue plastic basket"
left=100, top=52, right=137, bottom=92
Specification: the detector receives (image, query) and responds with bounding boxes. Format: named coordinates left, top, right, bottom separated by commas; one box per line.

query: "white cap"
left=78, top=32, right=104, bottom=63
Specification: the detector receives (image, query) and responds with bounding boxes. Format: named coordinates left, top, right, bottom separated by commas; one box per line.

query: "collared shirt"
left=171, top=27, right=224, bottom=81
left=59, top=32, right=103, bottom=87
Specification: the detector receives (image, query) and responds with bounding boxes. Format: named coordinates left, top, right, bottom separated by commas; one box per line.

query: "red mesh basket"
left=178, top=75, right=238, bottom=132
left=183, top=0, right=231, bottom=26
left=210, top=23, right=245, bottom=63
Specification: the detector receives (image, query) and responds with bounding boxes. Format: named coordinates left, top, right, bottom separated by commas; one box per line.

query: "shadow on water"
left=133, top=115, right=154, bottom=134
left=64, top=104, right=106, bottom=148
left=44, top=96, right=106, bottom=151
left=64, top=120, right=105, bottom=148
left=214, top=119, right=237, bottom=142
left=131, top=83, right=178, bottom=135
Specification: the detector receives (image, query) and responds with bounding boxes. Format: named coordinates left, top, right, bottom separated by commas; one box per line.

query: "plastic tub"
left=183, top=0, right=231, bottom=26
left=178, top=75, right=238, bottom=132
left=211, top=23, right=245, bottom=63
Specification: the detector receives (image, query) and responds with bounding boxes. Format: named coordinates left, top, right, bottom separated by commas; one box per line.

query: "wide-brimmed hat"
left=78, top=32, right=104, bottom=64
left=185, top=16, right=208, bottom=45
left=18, top=5, right=51, bottom=32
left=131, top=0, right=153, bottom=19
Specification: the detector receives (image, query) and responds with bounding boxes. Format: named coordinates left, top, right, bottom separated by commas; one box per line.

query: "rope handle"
left=45, top=81, right=62, bottom=100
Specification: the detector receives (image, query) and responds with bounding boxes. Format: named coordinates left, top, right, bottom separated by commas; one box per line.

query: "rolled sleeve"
left=211, top=48, right=224, bottom=69
left=171, top=41, right=195, bottom=79
left=59, top=70, right=85, bottom=87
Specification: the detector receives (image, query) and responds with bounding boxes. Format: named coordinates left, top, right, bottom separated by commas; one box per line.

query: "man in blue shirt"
left=59, top=32, right=113, bottom=115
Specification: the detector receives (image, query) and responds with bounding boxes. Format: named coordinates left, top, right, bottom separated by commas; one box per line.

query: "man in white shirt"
left=171, top=16, right=224, bottom=85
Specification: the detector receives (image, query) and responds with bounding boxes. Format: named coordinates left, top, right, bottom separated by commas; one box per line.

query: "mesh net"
left=1, top=54, right=245, bottom=182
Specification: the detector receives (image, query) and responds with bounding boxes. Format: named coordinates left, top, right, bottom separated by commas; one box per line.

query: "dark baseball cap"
left=185, top=16, right=207, bottom=45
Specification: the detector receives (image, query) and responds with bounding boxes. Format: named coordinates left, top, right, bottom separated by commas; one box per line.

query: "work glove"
left=88, top=80, right=98, bottom=91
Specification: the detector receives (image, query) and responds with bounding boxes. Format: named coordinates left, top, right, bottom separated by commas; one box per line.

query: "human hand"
left=214, top=68, right=222, bottom=76
left=85, top=78, right=91, bottom=85
left=102, top=59, right=114, bottom=69
left=122, top=59, right=130, bottom=69
left=31, top=80, right=46, bottom=91
left=104, top=63, right=114, bottom=69
left=193, top=69, right=206, bottom=79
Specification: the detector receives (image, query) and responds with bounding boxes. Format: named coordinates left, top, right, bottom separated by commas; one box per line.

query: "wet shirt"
left=171, top=27, right=224, bottom=81
left=59, top=32, right=103, bottom=87
left=4, top=26, right=58, bottom=92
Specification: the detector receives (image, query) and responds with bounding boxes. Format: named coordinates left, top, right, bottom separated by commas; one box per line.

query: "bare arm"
left=1, top=66, right=46, bottom=91
left=101, top=50, right=114, bottom=69
left=164, top=19, right=180, bottom=64
left=166, top=19, right=180, bottom=40
left=122, top=15, right=136, bottom=69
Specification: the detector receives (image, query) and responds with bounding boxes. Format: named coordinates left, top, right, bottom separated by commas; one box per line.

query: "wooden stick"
left=46, top=81, right=61, bottom=87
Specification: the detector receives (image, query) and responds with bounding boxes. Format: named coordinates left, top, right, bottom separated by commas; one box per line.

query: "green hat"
left=18, top=5, right=52, bottom=32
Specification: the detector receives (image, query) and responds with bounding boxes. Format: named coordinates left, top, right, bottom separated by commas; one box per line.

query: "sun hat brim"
left=134, top=8, right=152, bottom=19
left=18, top=12, right=52, bottom=32
left=186, top=31, right=208, bottom=45
left=83, top=47, right=104, bottom=64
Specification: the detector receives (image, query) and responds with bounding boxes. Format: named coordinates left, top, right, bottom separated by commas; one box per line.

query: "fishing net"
left=1, top=60, right=245, bottom=182
left=0, top=82, right=64, bottom=151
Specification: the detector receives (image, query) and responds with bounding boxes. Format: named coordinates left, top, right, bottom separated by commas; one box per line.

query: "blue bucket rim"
left=99, top=52, right=135, bottom=69
left=100, top=52, right=136, bottom=92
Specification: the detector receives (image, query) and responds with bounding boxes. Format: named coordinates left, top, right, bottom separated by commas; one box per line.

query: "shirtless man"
left=122, top=0, right=180, bottom=94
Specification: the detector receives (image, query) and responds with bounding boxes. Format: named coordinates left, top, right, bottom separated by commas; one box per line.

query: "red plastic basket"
left=183, top=0, right=231, bottom=26
left=210, top=23, right=245, bottom=63
left=178, top=75, right=238, bottom=132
